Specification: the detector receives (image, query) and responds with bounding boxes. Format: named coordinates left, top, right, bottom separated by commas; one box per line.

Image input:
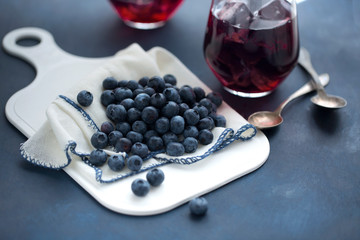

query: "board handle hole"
left=16, top=37, right=41, bottom=47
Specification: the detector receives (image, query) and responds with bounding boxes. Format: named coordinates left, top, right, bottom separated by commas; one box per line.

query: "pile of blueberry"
left=77, top=74, right=226, bottom=174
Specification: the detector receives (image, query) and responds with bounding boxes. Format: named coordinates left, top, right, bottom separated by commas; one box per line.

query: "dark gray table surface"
left=1, top=0, right=359, bottom=239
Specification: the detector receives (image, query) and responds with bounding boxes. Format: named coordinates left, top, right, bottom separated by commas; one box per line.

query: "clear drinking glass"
left=203, top=0, right=299, bottom=98
left=109, top=0, right=184, bottom=29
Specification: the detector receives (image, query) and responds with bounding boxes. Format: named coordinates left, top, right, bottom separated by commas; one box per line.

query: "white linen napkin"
left=20, top=43, right=256, bottom=183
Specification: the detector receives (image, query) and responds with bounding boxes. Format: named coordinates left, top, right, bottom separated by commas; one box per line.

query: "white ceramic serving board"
left=3, top=27, right=270, bottom=216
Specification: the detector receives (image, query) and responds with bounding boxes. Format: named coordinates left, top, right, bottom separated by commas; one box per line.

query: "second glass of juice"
left=204, top=0, right=299, bottom=98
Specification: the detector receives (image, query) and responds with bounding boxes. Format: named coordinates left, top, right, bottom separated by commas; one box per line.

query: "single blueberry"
left=77, top=90, right=93, bottom=107
left=114, top=87, right=133, bottom=102
left=132, top=120, right=147, bottom=135
left=102, top=77, right=118, bottom=90
left=183, top=109, right=200, bottom=126
left=161, top=101, right=179, bottom=119
left=166, top=142, right=185, bottom=156
left=100, top=90, right=115, bottom=107
left=183, top=137, right=198, bottom=153
left=141, top=106, right=159, bottom=124
left=100, top=121, right=114, bottom=135
left=115, top=138, right=132, bottom=153
left=170, top=115, right=185, bottom=135
left=127, top=155, right=143, bottom=171
left=127, top=107, right=142, bottom=123
left=131, top=178, right=150, bottom=197
left=150, top=93, right=167, bottom=108
left=134, top=93, right=151, bottom=110
left=148, top=76, right=165, bottom=93
left=117, top=80, right=128, bottom=88
left=199, top=98, right=213, bottom=112
left=194, top=105, right=209, bottom=119
left=163, top=74, right=177, bottom=86
left=133, top=88, right=145, bottom=97
left=138, top=76, right=149, bottom=87
left=163, top=88, right=181, bottom=103
left=198, top=129, right=213, bottom=145
left=108, top=155, right=125, bottom=171
left=179, top=103, right=190, bottom=116
left=147, top=136, right=164, bottom=151
left=126, top=131, right=143, bottom=144
left=106, top=104, right=127, bottom=123
left=155, top=117, right=170, bottom=135
left=207, top=92, right=223, bottom=107
left=183, top=126, right=199, bottom=138
left=179, top=86, right=196, bottom=105
left=143, top=87, right=155, bottom=96
left=214, top=114, right=226, bottom=127
left=131, top=142, right=149, bottom=159
left=189, top=197, right=208, bottom=216
left=108, top=130, right=123, bottom=147
left=91, top=132, right=108, bottom=149
left=126, top=80, right=139, bottom=91
left=162, top=132, right=178, bottom=146
left=89, top=149, right=107, bottom=166
left=116, top=121, right=131, bottom=135
left=197, top=117, right=215, bottom=130
left=144, top=130, right=159, bottom=143
left=146, top=168, right=165, bottom=186
left=120, top=98, right=135, bottom=110
left=193, top=87, right=206, bottom=102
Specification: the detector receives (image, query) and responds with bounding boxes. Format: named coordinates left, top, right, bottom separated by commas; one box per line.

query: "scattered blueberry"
left=131, top=178, right=150, bottom=197
left=189, top=197, right=208, bottom=216
left=77, top=90, right=93, bottom=107
left=91, top=131, right=108, bottom=149
left=127, top=155, right=143, bottom=171
left=146, top=168, right=165, bottom=186
left=166, top=142, right=185, bottom=156
left=108, top=155, right=125, bottom=171
left=89, top=149, right=107, bottom=166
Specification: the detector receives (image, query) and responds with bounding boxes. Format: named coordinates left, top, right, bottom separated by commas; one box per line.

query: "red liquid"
left=204, top=0, right=299, bottom=95
left=110, top=0, right=183, bottom=24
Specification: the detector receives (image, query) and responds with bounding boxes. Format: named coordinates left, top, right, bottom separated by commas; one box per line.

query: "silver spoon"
left=248, top=73, right=329, bottom=129
left=298, top=47, right=347, bottom=109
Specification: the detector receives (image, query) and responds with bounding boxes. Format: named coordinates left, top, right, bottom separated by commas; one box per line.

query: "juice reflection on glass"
left=110, top=0, right=184, bottom=29
left=204, top=0, right=299, bottom=97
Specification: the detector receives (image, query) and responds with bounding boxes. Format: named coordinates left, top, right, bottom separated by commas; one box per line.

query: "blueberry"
left=148, top=76, right=165, bottom=93
left=183, top=126, right=199, bottom=138
left=132, top=120, right=147, bottom=134
left=108, top=130, right=123, bottom=147
left=89, top=149, right=107, bottom=166
left=126, top=80, right=139, bottom=91
left=126, top=131, right=143, bottom=144
left=100, top=121, right=114, bottom=135
left=166, top=142, right=185, bottom=156
left=161, top=101, right=179, bottom=119
left=170, top=115, right=185, bottom=135
left=194, top=105, right=209, bottom=119
left=138, top=76, right=149, bottom=87
left=143, top=87, right=155, bottom=96
left=131, top=142, right=149, bottom=159
left=133, top=88, right=144, bottom=97
left=183, top=137, right=198, bottom=153
left=183, top=109, right=200, bottom=126
left=198, top=129, right=213, bottom=145
left=163, top=88, right=181, bottom=103
left=118, top=80, right=128, bottom=88
left=189, top=197, right=208, bottom=215
left=116, top=121, right=131, bottom=135
left=165, top=83, right=173, bottom=88
left=100, top=90, right=115, bottom=107
left=197, top=117, right=215, bottom=130
left=163, top=74, right=177, bottom=86
left=91, top=132, right=108, bottom=149
left=150, top=93, right=167, bottom=108
left=106, top=104, right=127, bottom=123
left=155, top=117, right=170, bottom=135
left=193, top=87, right=206, bottom=102
left=114, top=87, right=133, bottom=102
left=144, top=130, right=159, bottom=143
left=179, top=86, right=196, bottom=105
left=162, top=132, right=178, bottom=146
left=115, top=137, right=132, bottom=153
left=127, top=107, right=141, bottom=123
left=141, top=106, right=159, bottom=124
left=134, top=93, right=151, bottom=110
left=146, top=168, right=165, bottom=186
left=207, top=92, right=223, bottom=107
left=108, top=155, right=125, bottom=171
left=199, top=98, right=213, bottom=112
left=214, top=114, right=226, bottom=127
left=147, top=136, right=164, bottom=151
left=179, top=103, right=190, bottom=116
left=102, top=77, right=118, bottom=90
left=77, top=90, right=93, bottom=107
left=131, top=178, right=150, bottom=197
left=127, top=155, right=143, bottom=171
left=120, top=98, right=135, bottom=110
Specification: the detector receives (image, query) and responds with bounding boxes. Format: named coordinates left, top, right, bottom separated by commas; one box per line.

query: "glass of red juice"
left=109, top=0, right=184, bottom=30
left=203, top=0, right=299, bottom=97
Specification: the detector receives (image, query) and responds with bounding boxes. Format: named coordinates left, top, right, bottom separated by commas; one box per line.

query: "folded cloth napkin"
left=20, top=43, right=256, bottom=183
